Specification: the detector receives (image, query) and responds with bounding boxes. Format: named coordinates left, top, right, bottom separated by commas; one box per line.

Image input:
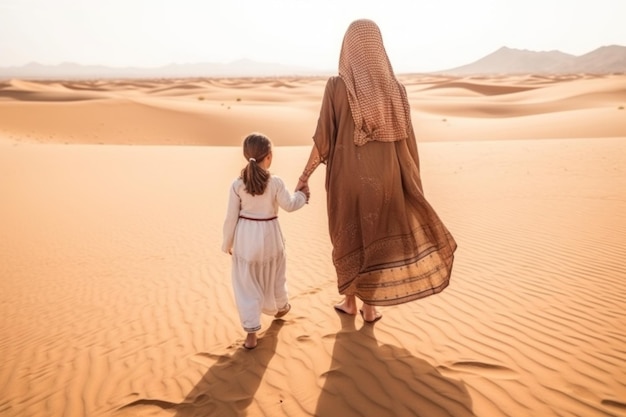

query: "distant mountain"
left=2, top=45, right=625, bottom=79
left=0, top=59, right=322, bottom=80
left=441, top=45, right=626, bottom=75
left=571, top=45, right=626, bottom=73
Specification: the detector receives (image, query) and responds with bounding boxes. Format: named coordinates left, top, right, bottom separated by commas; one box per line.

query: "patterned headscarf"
left=339, top=19, right=410, bottom=146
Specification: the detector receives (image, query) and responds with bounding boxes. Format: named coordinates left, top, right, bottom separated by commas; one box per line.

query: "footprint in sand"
left=190, top=350, right=240, bottom=367
left=602, top=399, right=626, bottom=411
left=439, top=361, right=518, bottom=380
left=571, top=386, right=626, bottom=412
left=301, top=287, right=322, bottom=295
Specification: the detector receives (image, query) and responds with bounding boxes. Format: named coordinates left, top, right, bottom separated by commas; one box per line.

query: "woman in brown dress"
left=296, top=19, right=457, bottom=322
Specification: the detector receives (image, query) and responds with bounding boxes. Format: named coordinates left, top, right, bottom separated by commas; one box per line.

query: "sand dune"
left=1, top=75, right=626, bottom=417
left=1, top=74, right=624, bottom=145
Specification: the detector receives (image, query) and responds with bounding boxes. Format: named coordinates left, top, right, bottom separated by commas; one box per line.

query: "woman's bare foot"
left=334, top=295, right=357, bottom=315
left=244, top=332, right=258, bottom=349
left=360, top=304, right=382, bottom=323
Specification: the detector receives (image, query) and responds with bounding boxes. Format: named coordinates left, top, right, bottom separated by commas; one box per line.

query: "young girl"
left=222, top=133, right=308, bottom=349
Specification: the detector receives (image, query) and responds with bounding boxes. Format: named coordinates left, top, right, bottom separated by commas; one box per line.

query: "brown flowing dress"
left=313, top=76, right=457, bottom=306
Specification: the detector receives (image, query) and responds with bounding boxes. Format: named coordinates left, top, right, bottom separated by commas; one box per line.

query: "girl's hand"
left=296, top=180, right=310, bottom=203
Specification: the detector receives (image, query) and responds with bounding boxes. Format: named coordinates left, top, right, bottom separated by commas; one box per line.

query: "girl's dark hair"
left=240, top=133, right=272, bottom=196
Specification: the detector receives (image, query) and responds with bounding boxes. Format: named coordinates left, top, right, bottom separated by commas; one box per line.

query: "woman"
left=296, top=19, right=457, bottom=322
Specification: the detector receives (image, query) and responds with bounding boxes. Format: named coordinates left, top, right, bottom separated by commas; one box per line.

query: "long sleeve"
left=274, top=177, right=306, bottom=213
left=312, top=77, right=337, bottom=163
left=222, top=180, right=241, bottom=253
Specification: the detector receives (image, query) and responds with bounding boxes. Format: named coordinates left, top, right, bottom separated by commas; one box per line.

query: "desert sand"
left=1, top=74, right=625, bottom=417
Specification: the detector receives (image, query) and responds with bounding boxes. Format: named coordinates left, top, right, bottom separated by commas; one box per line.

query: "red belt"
left=239, top=215, right=277, bottom=221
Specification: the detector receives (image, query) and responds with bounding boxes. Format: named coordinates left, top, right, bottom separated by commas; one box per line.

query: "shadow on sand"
left=315, top=313, right=475, bottom=417
left=115, top=320, right=284, bottom=417
left=116, top=313, right=474, bottom=417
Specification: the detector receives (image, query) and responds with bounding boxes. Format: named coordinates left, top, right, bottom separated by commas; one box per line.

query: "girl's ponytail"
left=240, top=133, right=272, bottom=196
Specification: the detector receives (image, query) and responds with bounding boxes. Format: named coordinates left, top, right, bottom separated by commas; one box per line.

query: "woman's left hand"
left=296, top=180, right=310, bottom=202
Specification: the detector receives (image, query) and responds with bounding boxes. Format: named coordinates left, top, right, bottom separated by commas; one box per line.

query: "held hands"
left=296, top=177, right=311, bottom=203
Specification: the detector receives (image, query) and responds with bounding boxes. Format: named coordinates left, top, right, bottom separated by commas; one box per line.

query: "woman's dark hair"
left=240, top=133, right=272, bottom=196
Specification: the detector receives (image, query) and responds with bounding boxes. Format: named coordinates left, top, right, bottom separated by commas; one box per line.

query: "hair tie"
left=249, top=157, right=256, bottom=163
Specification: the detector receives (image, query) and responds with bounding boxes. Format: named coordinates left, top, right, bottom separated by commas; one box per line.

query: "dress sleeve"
left=312, top=77, right=337, bottom=164
left=402, top=84, right=424, bottom=194
left=221, top=180, right=241, bottom=253
left=274, top=177, right=306, bottom=213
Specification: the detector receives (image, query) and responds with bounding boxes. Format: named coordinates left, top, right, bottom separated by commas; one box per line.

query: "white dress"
left=222, top=176, right=306, bottom=333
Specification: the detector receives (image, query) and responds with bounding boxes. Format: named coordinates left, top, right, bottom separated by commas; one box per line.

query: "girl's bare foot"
left=274, top=303, right=291, bottom=318
left=244, top=332, right=258, bottom=349
left=334, top=295, right=357, bottom=315
left=360, top=304, right=382, bottom=323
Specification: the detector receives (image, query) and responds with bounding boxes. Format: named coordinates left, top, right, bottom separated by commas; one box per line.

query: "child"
left=222, top=133, right=308, bottom=349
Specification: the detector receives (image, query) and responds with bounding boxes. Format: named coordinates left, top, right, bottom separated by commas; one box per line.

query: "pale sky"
left=1, top=0, right=625, bottom=73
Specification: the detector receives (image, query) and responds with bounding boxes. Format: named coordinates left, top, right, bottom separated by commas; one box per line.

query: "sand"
left=1, top=74, right=625, bottom=417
